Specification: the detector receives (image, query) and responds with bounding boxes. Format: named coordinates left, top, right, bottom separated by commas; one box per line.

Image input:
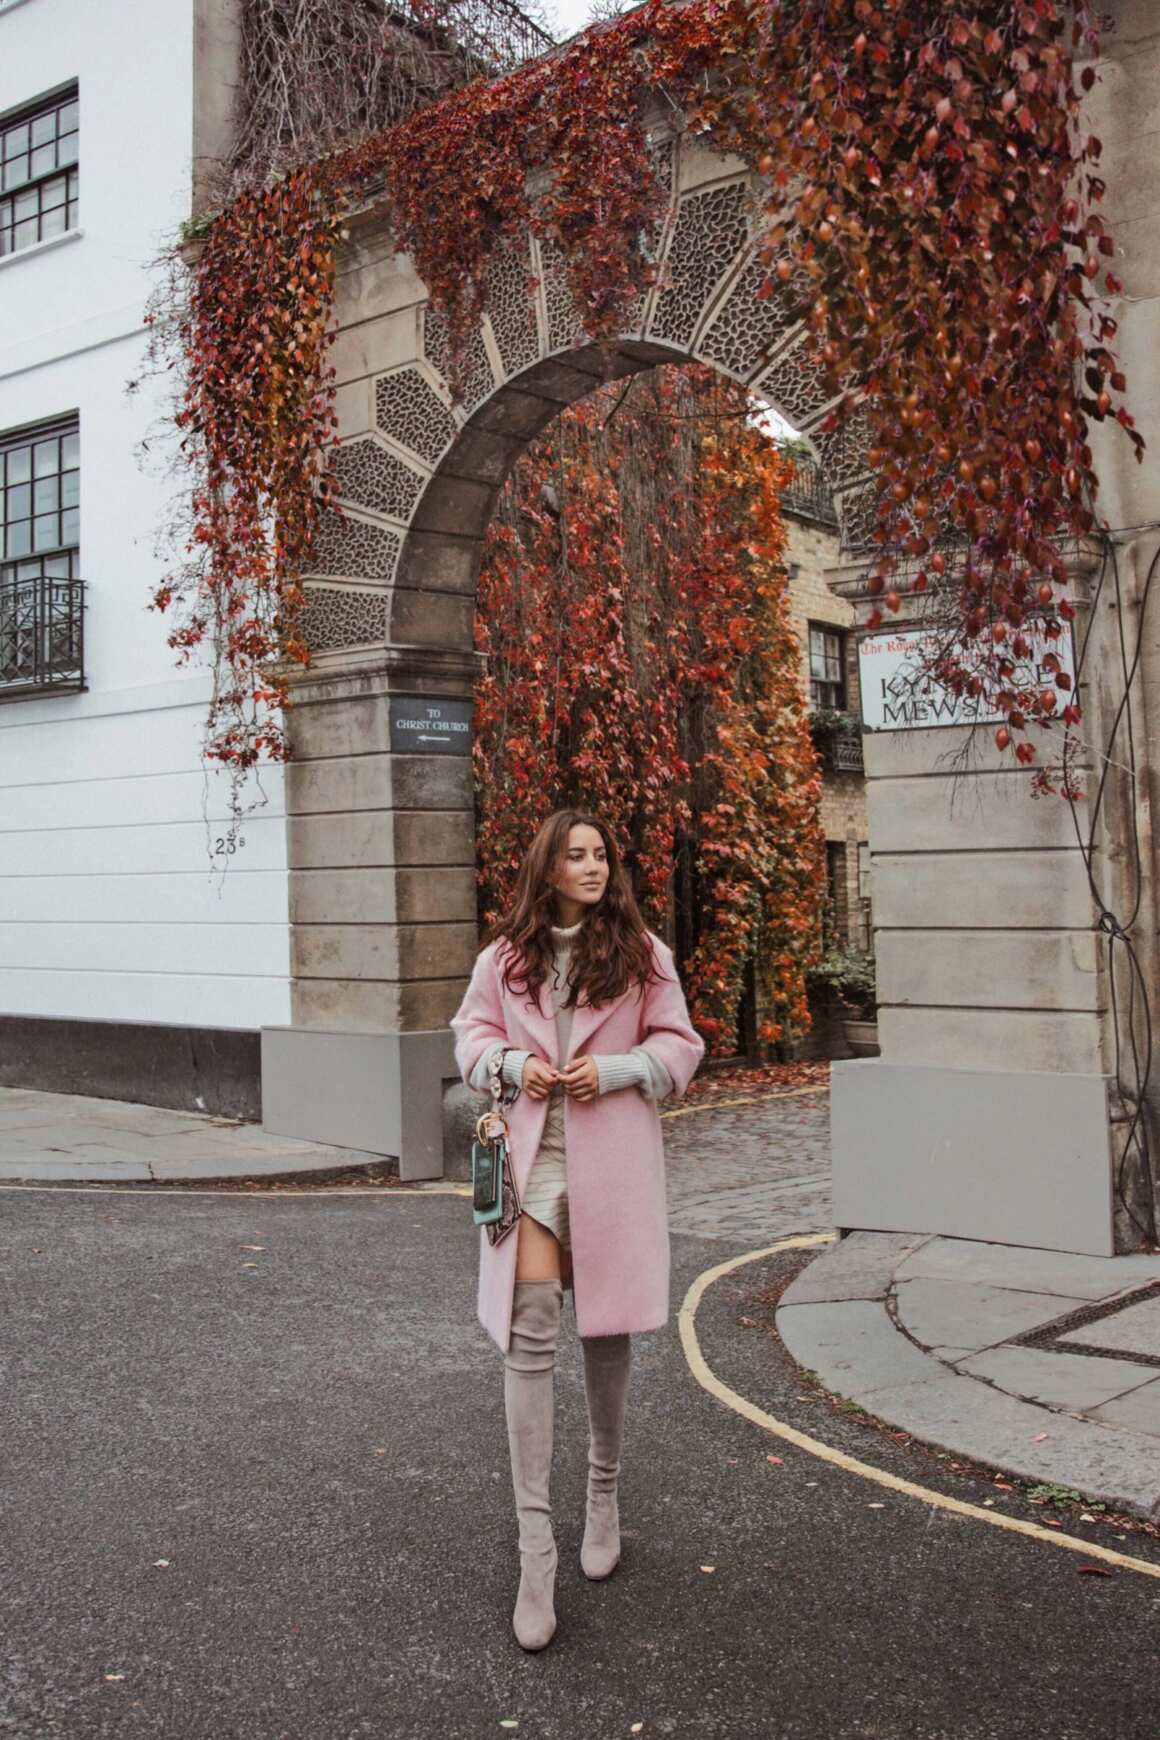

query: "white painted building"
left=0, top=0, right=290, bottom=1116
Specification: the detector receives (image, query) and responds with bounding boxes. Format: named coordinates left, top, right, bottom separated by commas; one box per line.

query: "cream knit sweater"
left=469, top=919, right=674, bottom=1101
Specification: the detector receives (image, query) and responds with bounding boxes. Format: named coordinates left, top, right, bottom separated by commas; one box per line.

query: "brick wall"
left=783, top=509, right=869, bottom=949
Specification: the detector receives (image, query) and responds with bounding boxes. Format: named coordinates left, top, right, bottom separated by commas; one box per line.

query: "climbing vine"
left=474, top=367, right=826, bottom=1054
left=148, top=0, right=1137, bottom=800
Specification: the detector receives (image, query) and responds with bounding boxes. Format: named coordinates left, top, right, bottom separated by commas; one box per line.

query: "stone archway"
left=258, top=55, right=1154, bottom=1264
left=259, top=126, right=870, bottom=1177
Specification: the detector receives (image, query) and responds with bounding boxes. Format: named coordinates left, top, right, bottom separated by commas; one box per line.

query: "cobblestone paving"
left=662, top=1088, right=832, bottom=1243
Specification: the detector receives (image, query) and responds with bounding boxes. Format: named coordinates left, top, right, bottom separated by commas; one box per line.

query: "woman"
left=450, top=808, right=705, bottom=1652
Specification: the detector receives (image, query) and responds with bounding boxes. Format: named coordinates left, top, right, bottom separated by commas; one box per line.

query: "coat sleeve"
left=635, top=933, right=706, bottom=1101
left=450, top=943, right=513, bottom=1090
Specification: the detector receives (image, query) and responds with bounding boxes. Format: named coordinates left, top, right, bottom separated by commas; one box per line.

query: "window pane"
left=60, top=470, right=79, bottom=509
left=40, top=204, right=66, bottom=239
left=33, top=439, right=59, bottom=478
left=13, top=188, right=37, bottom=221
left=30, top=112, right=55, bottom=148
left=31, top=143, right=56, bottom=179
left=60, top=433, right=79, bottom=469
left=58, top=103, right=79, bottom=134
left=2, top=156, right=29, bottom=192
left=57, top=131, right=78, bottom=168
left=34, top=477, right=59, bottom=514
left=7, top=447, right=31, bottom=486
left=3, top=123, right=29, bottom=159
left=41, top=173, right=67, bottom=211
left=44, top=552, right=73, bottom=578
left=33, top=514, right=59, bottom=551
left=6, top=521, right=31, bottom=558
left=13, top=217, right=38, bottom=249
left=60, top=507, right=79, bottom=545
left=6, top=482, right=31, bottom=519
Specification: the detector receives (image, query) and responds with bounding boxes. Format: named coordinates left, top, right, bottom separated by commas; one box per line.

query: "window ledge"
left=0, top=227, right=83, bottom=272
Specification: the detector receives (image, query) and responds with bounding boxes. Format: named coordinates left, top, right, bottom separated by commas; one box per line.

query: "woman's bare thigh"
left=515, top=1211, right=563, bottom=1281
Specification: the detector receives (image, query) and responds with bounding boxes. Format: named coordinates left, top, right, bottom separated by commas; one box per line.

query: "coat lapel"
left=565, top=985, right=636, bottom=1063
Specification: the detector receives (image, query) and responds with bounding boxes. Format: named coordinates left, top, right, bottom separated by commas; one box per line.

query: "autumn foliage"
left=148, top=0, right=1137, bottom=800
left=474, top=367, right=826, bottom=1056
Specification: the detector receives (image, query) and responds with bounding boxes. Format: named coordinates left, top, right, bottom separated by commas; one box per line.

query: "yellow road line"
left=679, top=1234, right=1160, bottom=1583
left=662, top=1085, right=829, bottom=1120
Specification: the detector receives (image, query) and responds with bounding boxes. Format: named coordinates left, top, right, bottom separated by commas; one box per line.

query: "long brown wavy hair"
left=483, top=809, right=661, bottom=1017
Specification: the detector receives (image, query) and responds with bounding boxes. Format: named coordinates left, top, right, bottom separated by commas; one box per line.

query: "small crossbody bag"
left=471, top=1046, right=523, bottom=1246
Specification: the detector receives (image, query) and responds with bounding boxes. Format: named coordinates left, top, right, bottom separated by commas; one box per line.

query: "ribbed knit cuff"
left=633, top=1044, right=674, bottom=1101
left=502, top=1048, right=533, bottom=1089
left=595, top=1052, right=652, bottom=1096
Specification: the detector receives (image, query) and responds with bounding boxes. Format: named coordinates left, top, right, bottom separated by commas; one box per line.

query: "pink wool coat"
left=451, top=930, right=706, bottom=1351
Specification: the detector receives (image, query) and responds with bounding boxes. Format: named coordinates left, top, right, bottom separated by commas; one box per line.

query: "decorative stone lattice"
left=374, top=366, right=459, bottom=467
left=696, top=253, right=797, bottom=381
left=330, top=437, right=425, bottom=524
left=538, top=236, right=586, bottom=353
left=755, top=342, right=833, bottom=431
left=299, top=584, right=387, bottom=652
left=623, top=138, right=677, bottom=336
left=306, top=509, right=401, bottom=582
left=836, top=482, right=878, bottom=553
left=650, top=181, right=750, bottom=349
left=812, top=410, right=874, bottom=496
left=485, top=240, right=541, bottom=378
left=423, top=306, right=496, bottom=413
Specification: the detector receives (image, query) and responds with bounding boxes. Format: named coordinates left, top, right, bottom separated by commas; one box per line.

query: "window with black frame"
left=0, top=418, right=83, bottom=696
left=0, top=88, right=78, bottom=259
left=808, top=622, right=847, bottom=711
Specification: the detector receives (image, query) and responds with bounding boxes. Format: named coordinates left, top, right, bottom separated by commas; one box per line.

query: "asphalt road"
left=3, top=1183, right=1160, bottom=1739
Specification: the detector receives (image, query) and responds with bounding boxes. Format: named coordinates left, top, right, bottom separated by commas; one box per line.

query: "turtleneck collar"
left=549, top=918, right=585, bottom=947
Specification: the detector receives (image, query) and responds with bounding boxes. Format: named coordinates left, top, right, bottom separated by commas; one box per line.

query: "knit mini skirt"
left=520, top=1082, right=570, bottom=1250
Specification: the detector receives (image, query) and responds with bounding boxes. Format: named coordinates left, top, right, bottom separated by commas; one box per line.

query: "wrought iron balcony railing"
left=781, top=453, right=839, bottom=531
left=809, top=708, right=865, bottom=775
left=0, top=571, right=86, bottom=697
left=830, top=733, right=865, bottom=773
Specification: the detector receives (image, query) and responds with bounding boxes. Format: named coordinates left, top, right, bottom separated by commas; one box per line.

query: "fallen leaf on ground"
left=631, top=1726, right=644, bottom=1735
left=241, top=1244, right=264, bottom=1252
left=868, top=1503, right=885, bottom=1509
left=1077, top=1564, right=1114, bottom=1576
left=700, top=1565, right=715, bottom=1573
left=152, top=1559, right=171, bottom=1567
left=766, top=1455, right=783, bottom=1465
left=104, top=1674, right=125, bottom=1682
left=1032, top=1432, right=1050, bottom=1442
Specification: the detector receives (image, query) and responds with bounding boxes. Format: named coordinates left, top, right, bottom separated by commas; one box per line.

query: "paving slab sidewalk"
left=776, top=1230, right=1160, bottom=1520
left=0, top=1086, right=437, bottom=1184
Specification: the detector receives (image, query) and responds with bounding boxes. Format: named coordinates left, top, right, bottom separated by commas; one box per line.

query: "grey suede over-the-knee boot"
left=504, top=1278, right=565, bottom=1650
left=580, top=1332, right=631, bottom=1580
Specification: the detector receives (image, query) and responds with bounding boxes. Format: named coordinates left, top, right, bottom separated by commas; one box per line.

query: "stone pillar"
left=261, top=652, right=481, bottom=1178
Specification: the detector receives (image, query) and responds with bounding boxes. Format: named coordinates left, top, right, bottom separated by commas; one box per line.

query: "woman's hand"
left=521, top=1056, right=560, bottom=1100
left=558, top=1055, right=599, bottom=1101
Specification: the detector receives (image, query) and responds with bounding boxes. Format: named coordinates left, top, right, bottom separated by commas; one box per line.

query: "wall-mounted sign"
left=388, top=695, right=472, bottom=754
left=858, top=625, right=1077, bottom=732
